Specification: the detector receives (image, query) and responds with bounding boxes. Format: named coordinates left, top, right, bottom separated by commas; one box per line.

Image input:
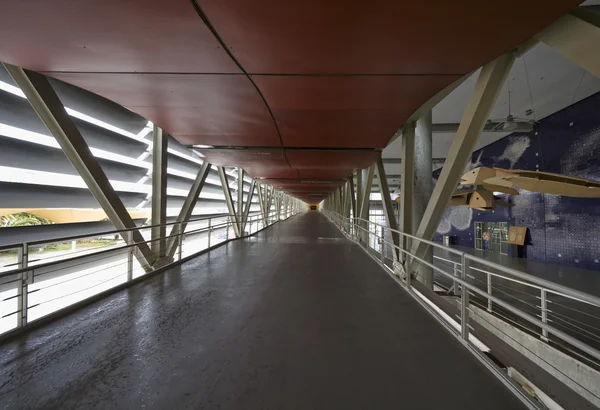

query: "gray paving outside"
left=0, top=212, right=526, bottom=409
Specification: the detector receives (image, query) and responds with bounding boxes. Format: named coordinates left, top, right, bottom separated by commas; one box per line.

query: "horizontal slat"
left=0, top=182, right=146, bottom=208
left=0, top=91, right=148, bottom=157
left=0, top=136, right=148, bottom=181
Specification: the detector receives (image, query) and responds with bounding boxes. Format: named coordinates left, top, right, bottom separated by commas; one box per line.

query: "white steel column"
left=241, top=180, right=256, bottom=234
left=349, top=174, right=357, bottom=218
left=399, top=122, right=416, bottom=264
left=4, top=64, right=155, bottom=270
left=237, top=168, right=244, bottom=230
left=356, top=170, right=363, bottom=211
left=257, top=183, right=266, bottom=220
left=151, top=125, right=168, bottom=261
left=165, top=161, right=211, bottom=260
left=358, top=165, right=375, bottom=243
left=217, top=166, right=241, bottom=237
left=412, top=53, right=515, bottom=266
left=375, top=157, right=399, bottom=260
left=412, top=111, right=434, bottom=287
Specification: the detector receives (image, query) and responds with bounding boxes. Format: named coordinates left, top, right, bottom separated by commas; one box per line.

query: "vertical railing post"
left=406, top=246, right=412, bottom=289
left=541, top=289, right=548, bottom=342
left=18, top=242, right=29, bottom=328
left=487, top=272, right=492, bottom=312
left=207, top=218, right=212, bottom=248
left=178, top=233, right=184, bottom=261
left=226, top=217, right=230, bottom=241
left=453, top=262, right=459, bottom=295
left=123, top=231, right=133, bottom=281
left=461, top=254, right=470, bottom=340
left=380, top=231, right=385, bottom=266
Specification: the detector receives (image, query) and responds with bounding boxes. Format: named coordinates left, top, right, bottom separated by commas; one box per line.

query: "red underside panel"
left=246, top=168, right=299, bottom=179
left=286, top=150, right=380, bottom=170
left=0, top=0, right=581, bottom=200
left=47, top=73, right=281, bottom=147
left=0, top=0, right=238, bottom=73
left=198, top=0, right=577, bottom=74
left=254, top=76, right=460, bottom=148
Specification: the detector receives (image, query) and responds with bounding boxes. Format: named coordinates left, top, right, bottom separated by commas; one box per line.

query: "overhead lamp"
left=193, top=145, right=214, bottom=149
left=502, top=117, right=518, bottom=131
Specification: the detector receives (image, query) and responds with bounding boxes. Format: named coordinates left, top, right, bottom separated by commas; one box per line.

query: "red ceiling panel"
left=198, top=148, right=284, bottom=166
left=0, top=0, right=581, bottom=202
left=46, top=73, right=280, bottom=147
left=198, top=0, right=579, bottom=74
left=265, top=179, right=346, bottom=190
left=196, top=148, right=297, bottom=178
left=286, top=150, right=380, bottom=170
left=255, top=76, right=458, bottom=111
left=245, top=168, right=299, bottom=179
left=255, top=76, right=459, bottom=148
left=0, top=0, right=238, bottom=73
left=297, top=169, right=354, bottom=179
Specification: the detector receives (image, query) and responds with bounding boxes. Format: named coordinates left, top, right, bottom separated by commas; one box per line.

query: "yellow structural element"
left=308, top=204, right=319, bottom=211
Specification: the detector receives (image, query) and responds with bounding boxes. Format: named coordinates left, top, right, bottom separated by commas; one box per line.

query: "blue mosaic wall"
left=433, top=92, right=600, bottom=270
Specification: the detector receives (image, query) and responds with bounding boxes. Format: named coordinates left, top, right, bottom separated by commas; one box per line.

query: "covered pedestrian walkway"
left=0, top=212, right=524, bottom=409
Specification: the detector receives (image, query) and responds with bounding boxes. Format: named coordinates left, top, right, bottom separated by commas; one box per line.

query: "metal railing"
left=323, top=210, right=600, bottom=408
left=0, top=209, right=295, bottom=338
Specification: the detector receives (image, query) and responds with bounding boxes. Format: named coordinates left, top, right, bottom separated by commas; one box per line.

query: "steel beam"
left=241, top=180, right=256, bottom=234
left=237, top=168, right=244, bottom=232
left=265, top=185, right=270, bottom=215
left=151, top=125, right=168, bottom=261
left=165, top=161, right=211, bottom=260
left=356, top=170, right=363, bottom=211
left=275, top=190, right=282, bottom=220
left=349, top=174, right=357, bottom=219
left=358, top=165, right=375, bottom=243
left=4, top=64, right=155, bottom=270
left=412, top=53, right=515, bottom=264
left=265, top=186, right=270, bottom=218
left=358, top=165, right=375, bottom=219
left=257, top=183, right=266, bottom=220
left=344, top=181, right=351, bottom=218
left=413, top=111, right=434, bottom=287
left=536, top=7, right=600, bottom=79
left=217, top=166, right=241, bottom=237
left=375, top=157, right=399, bottom=261
left=399, top=122, right=416, bottom=264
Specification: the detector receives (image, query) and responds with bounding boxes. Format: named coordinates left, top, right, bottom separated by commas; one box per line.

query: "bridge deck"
left=0, top=213, right=525, bottom=409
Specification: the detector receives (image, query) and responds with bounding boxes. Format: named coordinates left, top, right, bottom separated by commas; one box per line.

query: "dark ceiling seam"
left=188, top=0, right=291, bottom=168
left=188, top=145, right=381, bottom=152
left=42, top=71, right=465, bottom=77
left=250, top=73, right=465, bottom=77
left=41, top=71, right=246, bottom=75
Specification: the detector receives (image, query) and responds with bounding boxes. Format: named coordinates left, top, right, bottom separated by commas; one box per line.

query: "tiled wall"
left=433, top=92, right=600, bottom=270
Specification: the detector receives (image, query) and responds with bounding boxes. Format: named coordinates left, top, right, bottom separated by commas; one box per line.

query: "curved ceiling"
left=0, top=0, right=581, bottom=203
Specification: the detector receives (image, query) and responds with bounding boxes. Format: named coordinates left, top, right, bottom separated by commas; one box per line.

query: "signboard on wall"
left=508, top=226, right=527, bottom=245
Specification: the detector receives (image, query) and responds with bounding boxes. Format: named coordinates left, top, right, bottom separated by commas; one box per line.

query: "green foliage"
left=1, top=212, right=54, bottom=227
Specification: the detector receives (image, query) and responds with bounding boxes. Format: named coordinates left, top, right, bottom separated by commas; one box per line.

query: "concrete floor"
left=0, top=213, right=526, bottom=410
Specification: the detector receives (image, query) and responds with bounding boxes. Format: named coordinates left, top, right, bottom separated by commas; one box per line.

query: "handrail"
left=0, top=208, right=296, bottom=339
left=322, top=210, right=600, bottom=363
left=343, top=214, right=600, bottom=308
left=0, top=211, right=278, bottom=279
left=433, top=255, right=599, bottom=307
left=0, top=212, right=263, bottom=249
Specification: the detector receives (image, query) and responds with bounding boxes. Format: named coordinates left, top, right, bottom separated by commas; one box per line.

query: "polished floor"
left=0, top=213, right=526, bottom=410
